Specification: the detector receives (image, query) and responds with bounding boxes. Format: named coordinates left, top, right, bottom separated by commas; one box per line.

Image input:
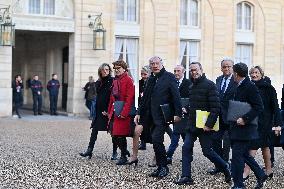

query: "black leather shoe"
left=149, top=167, right=161, bottom=177
left=158, top=166, right=169, bottom=178
left=116, top=156, right=128, bottom=165
left=207, top=167, right=222, bottom=175
left=54, top=112, right=58, bottom=116
left=79, top=148, right=93, bottom=159
left=127, top=159, right=138, bottom=166
left=223, top=164, right=232, bottom=183
left=34, top=112, right=37, bottom=116
left=174, top=177, right=194, bottom=185
left=255, top=175, right=268, bottom=189
left=111, top=151, right=118, bottom=160
left=38, top=112, right=43, bottom=115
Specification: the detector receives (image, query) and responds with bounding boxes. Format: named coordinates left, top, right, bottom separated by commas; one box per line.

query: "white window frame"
left=180, top=0, right=200, bottom=28
left=28, top=0, right=55, bottom=15
left=235, top=43, right=253, bottom=67
left=116, top=0, right=139, bottom=24
left=236, top=2, right=253, bottom=31
left=114, top=37, right=139, bottom=84
left=180, top=40, right=200, bottom=79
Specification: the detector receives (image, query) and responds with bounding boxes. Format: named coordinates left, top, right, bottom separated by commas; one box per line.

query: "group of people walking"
left=79, top=56, right=284, bottom=189
left=12, top=74, right=60, bottom=118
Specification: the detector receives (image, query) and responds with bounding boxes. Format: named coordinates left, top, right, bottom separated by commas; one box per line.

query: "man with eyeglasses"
left=175, top=62, right=231, bottom=186
left=207, top=58, right=237, bottom=175
left=134, top=56, right=182, bottom=178
left=166, top=65, right=191, bottom=164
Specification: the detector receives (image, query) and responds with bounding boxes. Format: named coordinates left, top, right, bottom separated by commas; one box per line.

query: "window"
left=115, top=37, right=139, bottom=84
left=29, top=0, right=55, bottom=15
left=237, top=2, right=253, bottom=31
left=29, top=0, right=40, bottom=14
left=116, top=0, right=138, bottom=22
left=235, top=44, right=253, bottom=67
left=43, top=0, right=55, bottom=15
left=180, top=0, right=199, bottom=27
left=179, top=40, right=200, bottom=78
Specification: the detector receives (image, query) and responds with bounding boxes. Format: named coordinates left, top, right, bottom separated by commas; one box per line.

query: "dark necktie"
left=221, top=76, right=228, bottom=94
left=177, top=80, right=180, bottom=88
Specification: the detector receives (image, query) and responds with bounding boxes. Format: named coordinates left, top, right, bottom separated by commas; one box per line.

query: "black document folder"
left=114, top=101, right=136, bottom=116
left=160, top=104, right=174, bottom=123
left=227, top=100, right=258, bottom=125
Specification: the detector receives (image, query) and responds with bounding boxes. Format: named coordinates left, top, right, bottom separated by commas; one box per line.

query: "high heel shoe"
left=79, top=147, right=93, bottom=159
left=128, top=159, right=138, bottom=166
left=267, top=172, right=273, bottom=180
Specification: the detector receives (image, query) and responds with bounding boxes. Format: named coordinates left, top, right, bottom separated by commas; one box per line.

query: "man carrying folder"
left=229, top=63, right=267, bottom=189
left=134, top=56, right=182, bottom=178
left=175, top=62, right=231, bottom=186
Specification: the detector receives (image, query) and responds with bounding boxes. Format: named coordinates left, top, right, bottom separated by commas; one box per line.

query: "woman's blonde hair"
left=249, top=66, right=264, bottom=77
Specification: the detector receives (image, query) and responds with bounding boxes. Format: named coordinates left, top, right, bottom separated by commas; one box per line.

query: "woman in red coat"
left=108, top=60, right=135, bottom=165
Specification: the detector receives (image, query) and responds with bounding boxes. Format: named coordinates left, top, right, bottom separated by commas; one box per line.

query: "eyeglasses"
left=113, top=66, right=122, bottom=70
left=222, top=65, right=232, bottom=69
left=174, top=70, right=181, bottom=72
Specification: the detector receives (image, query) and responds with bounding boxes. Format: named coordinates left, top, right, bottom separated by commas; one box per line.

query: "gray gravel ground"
left=1, top=113, right=284, bottom=189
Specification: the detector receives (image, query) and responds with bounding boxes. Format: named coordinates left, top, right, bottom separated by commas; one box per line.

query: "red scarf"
left=112, top=72, right=127, bottom=100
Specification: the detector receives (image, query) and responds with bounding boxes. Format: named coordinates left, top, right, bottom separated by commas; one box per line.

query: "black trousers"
left=212, top=127, right=231, bottom=163
left=182, top=131, right=228, bottom=177
left=231, top=140, right=265, bottom=188
left=49, top=95, right=58, bottom=114
left=113, top=137, right=127, bottom=157
left=33, top=94, right=42, bottom=113
left=14, top=101, right=22, bottom=116
left=88, top=127, right=118, bottom=153
left=151, top=122, right=168, bottom=167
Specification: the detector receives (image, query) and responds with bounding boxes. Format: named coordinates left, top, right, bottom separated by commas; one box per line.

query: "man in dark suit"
left=175, top=62, right=231, bottom=186
left=166, top=65, right=191, bottom=164
left=135, top=56, right=182, bottom=178
left=208, top=58, right=237, bottom=174
left=30, top=75, right=43, bottom=116
left=230, top=63, right=267, bottom=189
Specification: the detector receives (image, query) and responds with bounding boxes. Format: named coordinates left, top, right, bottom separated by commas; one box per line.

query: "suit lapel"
left=224, top=77, right=235, bottom=94
left=216, top=76, right=223, bottom=93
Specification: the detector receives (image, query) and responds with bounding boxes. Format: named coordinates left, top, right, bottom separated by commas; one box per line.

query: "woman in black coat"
left=80, top=63, right=117, bottom=159
left=243, top=66, right=282, bottom=179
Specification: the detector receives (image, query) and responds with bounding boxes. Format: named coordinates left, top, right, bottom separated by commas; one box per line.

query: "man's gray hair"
left=175, top=64, right=185, bottom=72
left=221, top=57, right=234, bottom=66
left=141, top=65, right=151, bottom=74
left=149, top=56, right=163, bottom=65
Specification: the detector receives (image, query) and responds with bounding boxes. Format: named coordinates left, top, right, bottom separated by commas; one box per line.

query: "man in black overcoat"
left=229, top=63, right=267, bottom=189
left=135, top=56, right=182, bottom=178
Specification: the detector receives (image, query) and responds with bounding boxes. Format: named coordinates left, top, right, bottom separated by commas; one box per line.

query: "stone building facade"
left=0, top=0, right=284, bottom=117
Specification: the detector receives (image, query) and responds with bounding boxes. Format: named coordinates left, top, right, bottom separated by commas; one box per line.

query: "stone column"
left=0, top=46, right=12, bottom=117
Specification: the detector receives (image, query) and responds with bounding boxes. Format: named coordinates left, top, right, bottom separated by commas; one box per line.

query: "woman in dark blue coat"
left=243, top=66, right=282, bottom=180
left=12, top=75, right=24, bottom=118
